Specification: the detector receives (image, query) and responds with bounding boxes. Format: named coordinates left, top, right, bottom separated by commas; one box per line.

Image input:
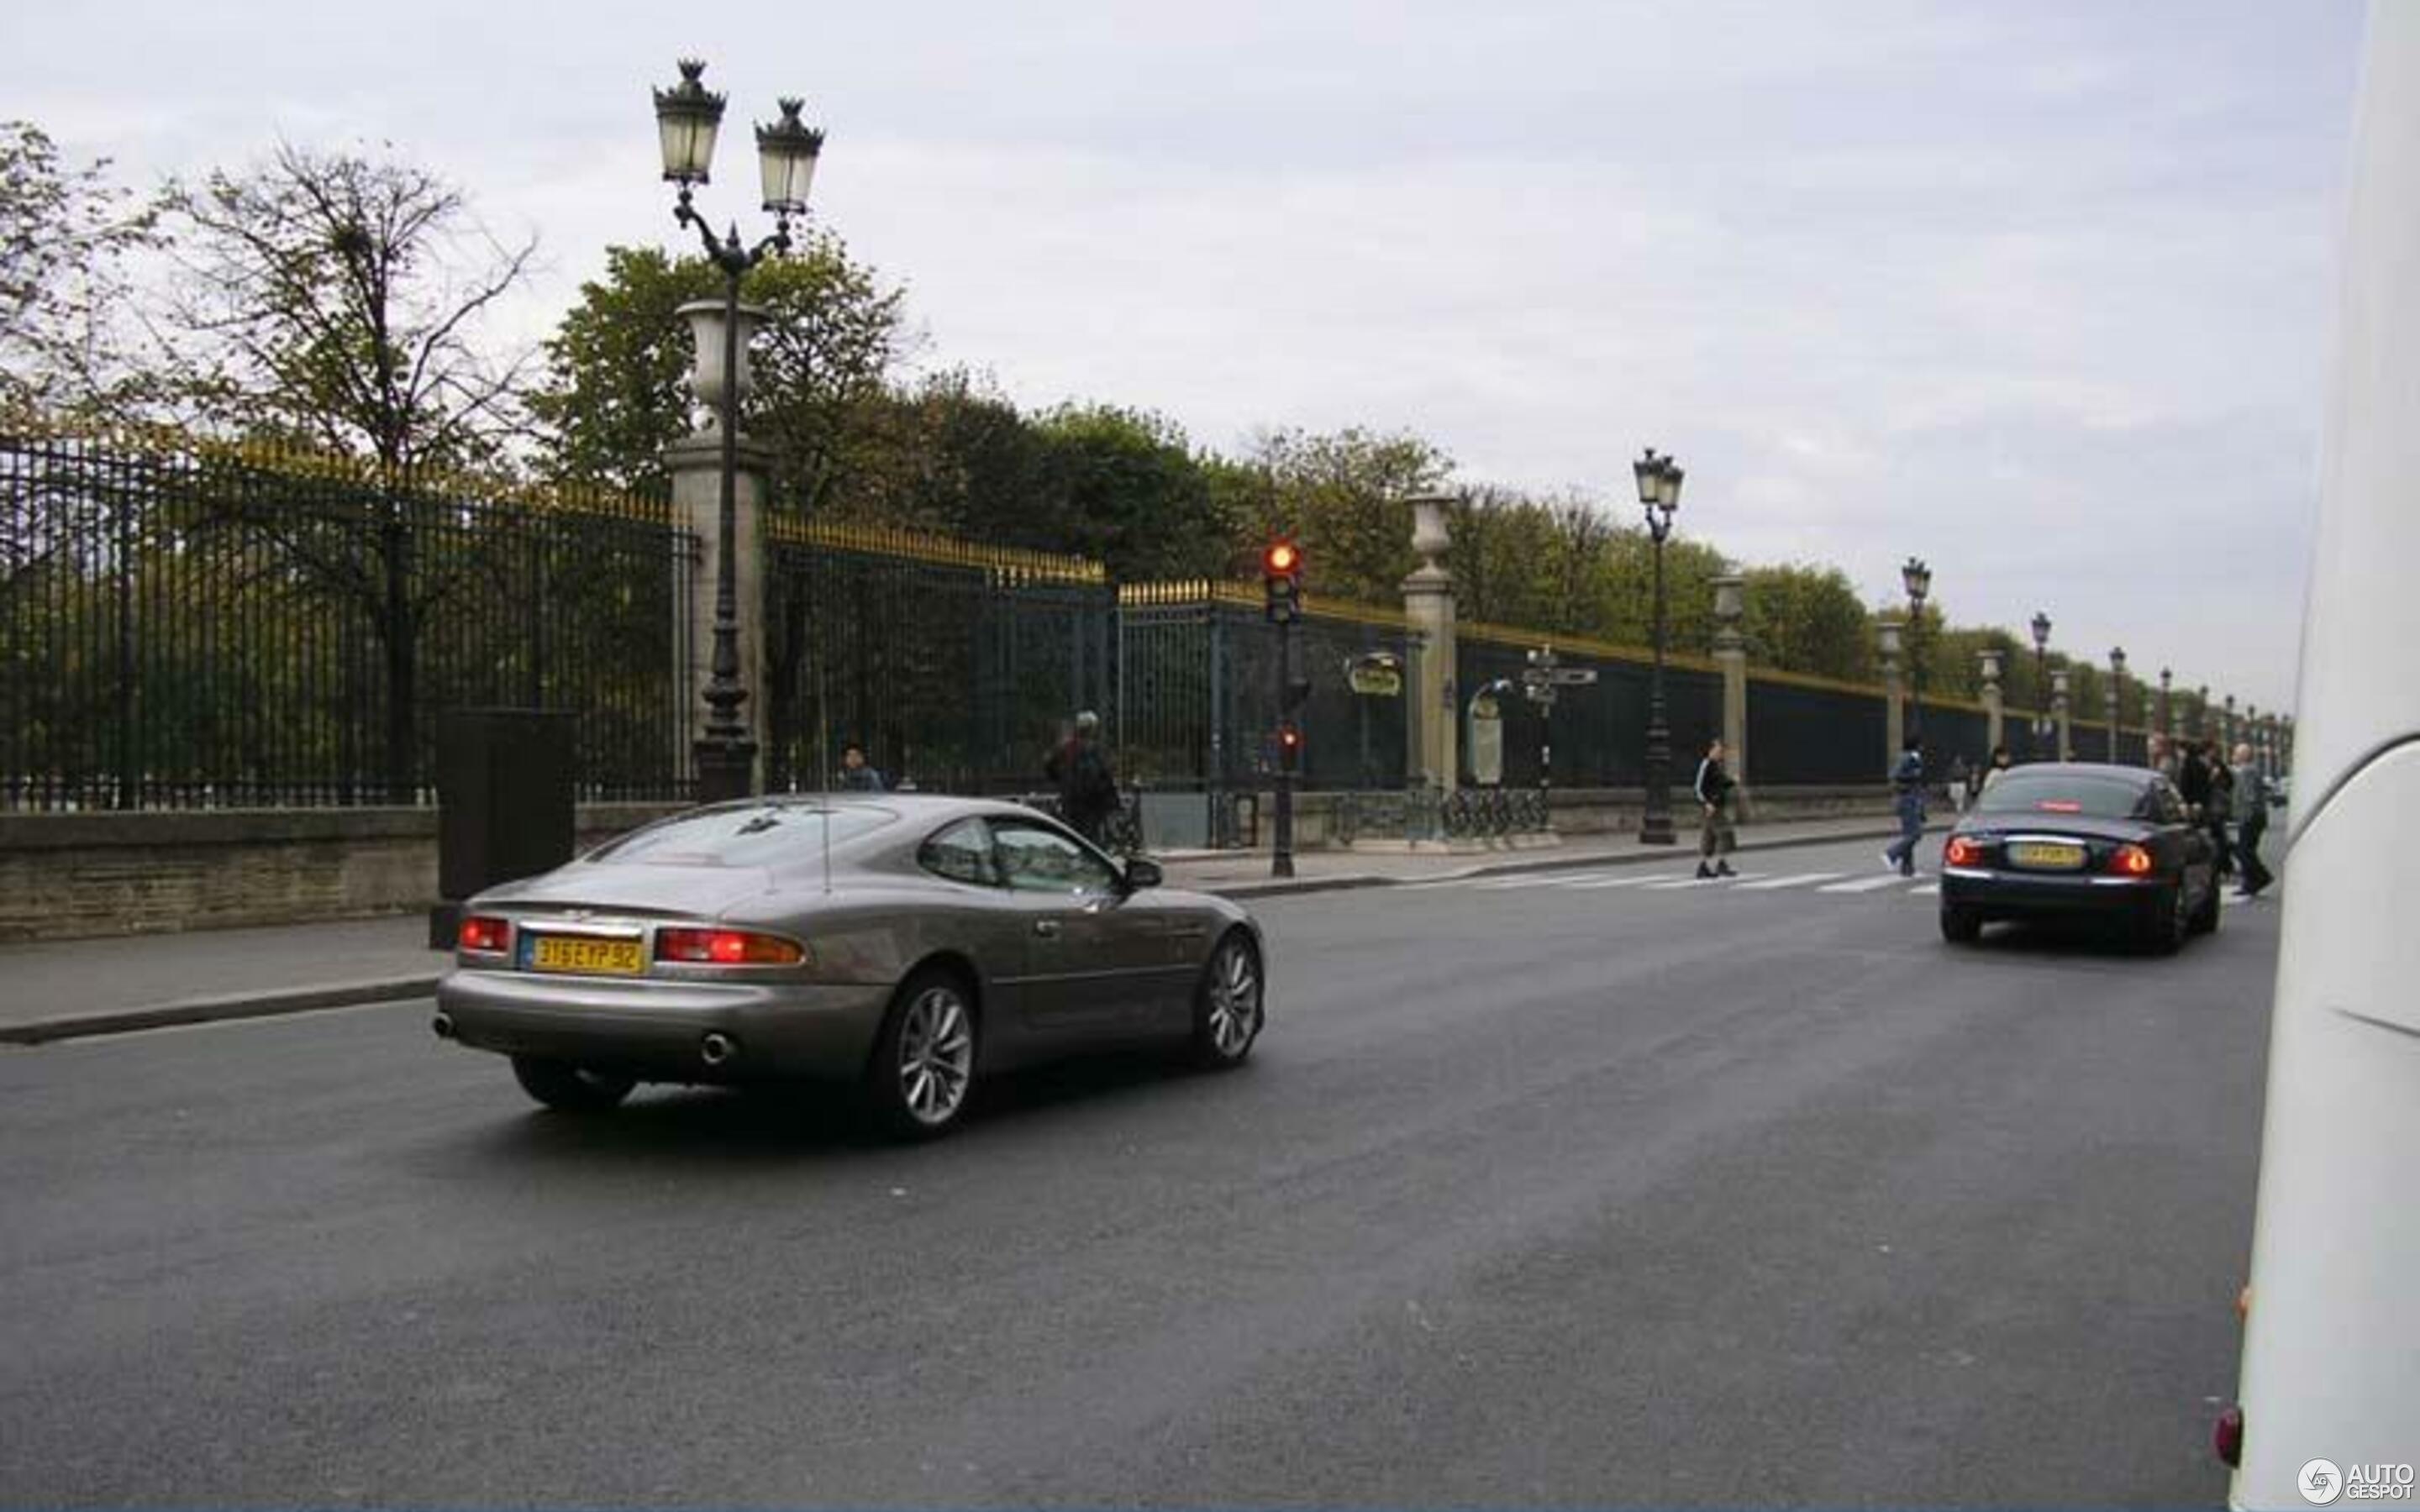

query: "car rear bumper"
left=1939, top=866, right=2165, bottom=919
left=435, top=969, right=893, bottom=1083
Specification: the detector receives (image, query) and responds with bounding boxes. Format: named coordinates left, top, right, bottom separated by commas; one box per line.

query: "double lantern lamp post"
left=653, top=60, right=825, bottom=802
left=1634, top=449, right=1686, bottom=845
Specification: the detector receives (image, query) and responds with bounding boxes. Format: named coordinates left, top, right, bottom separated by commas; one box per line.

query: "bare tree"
left=160, top=142, right=539, bottom=800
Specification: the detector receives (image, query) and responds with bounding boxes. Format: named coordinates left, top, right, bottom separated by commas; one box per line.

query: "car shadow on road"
left=457, top=1048, right=1220, bottom=1167
left=1955, top=917, right=2201, bottom=964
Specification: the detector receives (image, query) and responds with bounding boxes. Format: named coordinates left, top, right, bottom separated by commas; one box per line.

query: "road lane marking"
left=1645, top=873, right=1763, bottom=890
left=1909, top=883, right=1939, bottom=895
left=1818, top=874, right=1918, bottom=894
left=1733, top=871, right=1845, bottom=890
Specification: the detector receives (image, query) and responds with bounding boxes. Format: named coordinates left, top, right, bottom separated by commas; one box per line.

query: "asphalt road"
left=0, top=836, right=2273, bottom=1506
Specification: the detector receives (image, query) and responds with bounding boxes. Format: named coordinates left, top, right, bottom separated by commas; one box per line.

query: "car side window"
left=2153, top=781, right=2187, bottom=826
left=992, top=822, right=1119, bottom=897
left=918, top=818, right=999, bottom=888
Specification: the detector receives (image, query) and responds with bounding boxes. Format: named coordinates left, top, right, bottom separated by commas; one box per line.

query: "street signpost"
left=1521, top=647, right=1597, bottom=812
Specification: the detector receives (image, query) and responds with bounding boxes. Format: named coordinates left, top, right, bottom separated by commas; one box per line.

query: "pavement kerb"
left=0, top=977, right=447, bottom=1047
left=1, top=821, right=1939, bottom=1045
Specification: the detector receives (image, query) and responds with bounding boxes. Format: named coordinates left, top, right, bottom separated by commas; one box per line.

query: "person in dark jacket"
left=2231, top=742, right=2275, bottom=899
left=2179, top=739, right=2213, bottom=816
left=1882, top=734, right=1926, bottom=877
left=2207, top=746, right=2236, bottom=878
left=1693, top=737, right=1739, bottom=879
left=1044, top=711, right=1118, bottom=846
left=837, top=740, right=886, bottom=792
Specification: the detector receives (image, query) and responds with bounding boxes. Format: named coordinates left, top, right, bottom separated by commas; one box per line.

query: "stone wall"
left=0, top=805, right=684, bottom=942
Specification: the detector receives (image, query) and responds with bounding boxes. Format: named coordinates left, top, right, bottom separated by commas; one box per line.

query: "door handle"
left=1033, top=919, right=1063, bottom=939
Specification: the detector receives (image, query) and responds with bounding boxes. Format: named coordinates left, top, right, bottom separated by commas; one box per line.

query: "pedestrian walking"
left=1693, top=737, right=1739, bottom=879
left=2179, top=739, right=2213, bottom=820
left=1980, top=743, right=2013, bottom=795
left=2231, top=742, right=2275, bottom=899
left=2207, top=745, right=2237, bottom=879
left=1947, top=753, right=1971, bottom=814
left=1044, top=710, right=1119, bottom=848
left=836, top=739, right=886, bottom=792
left=1882, top=734, right=1927, bottom=877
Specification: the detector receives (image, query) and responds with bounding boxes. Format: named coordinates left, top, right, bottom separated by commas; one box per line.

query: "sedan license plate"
left=525, top=935, right=646, bottom=975
left=2008, top=841, right=2087, bottom=870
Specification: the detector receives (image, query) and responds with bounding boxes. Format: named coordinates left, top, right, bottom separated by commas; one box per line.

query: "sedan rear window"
left=587, top=805, right=895, bottom=867
left=1974, top=772, right=2153, bottom=821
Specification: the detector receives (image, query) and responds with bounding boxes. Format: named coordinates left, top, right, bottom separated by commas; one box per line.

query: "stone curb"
left=0, top=977, right=447, bottom=1047
left=2, top=823, right=1931, bottom=1044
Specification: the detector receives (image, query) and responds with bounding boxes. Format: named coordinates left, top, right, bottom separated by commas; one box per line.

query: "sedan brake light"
left=1944, top=836, right=1981, bottom=867
left=458, top=915, right=511, bottom=954
left=2109, top=843, right=2154, bottom=877
left=655, top=927, right=808, bottom=967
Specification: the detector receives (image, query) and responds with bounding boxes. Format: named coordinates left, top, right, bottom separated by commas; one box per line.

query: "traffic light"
left=1277, top=721, right=1302, bottom=771
left=1262, top=538, right=1303, bottom=624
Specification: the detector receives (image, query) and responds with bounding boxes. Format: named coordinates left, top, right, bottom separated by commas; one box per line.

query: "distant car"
left=434, top=795, right=1265, bottom=1137
left=1938, top=762, right=2220, bottom=953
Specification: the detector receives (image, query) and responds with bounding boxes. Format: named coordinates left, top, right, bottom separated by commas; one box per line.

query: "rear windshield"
left=1974, top=772, right=2151, bottom=821
left=586, top=805, right=895, bottom=867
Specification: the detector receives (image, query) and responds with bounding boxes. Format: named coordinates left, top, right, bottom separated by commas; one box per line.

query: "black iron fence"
left=4, top=429, right=2166, bottom=821
left=2, top=429, right=692, bottom=811
left=765, top=522, right=1113, bottom=795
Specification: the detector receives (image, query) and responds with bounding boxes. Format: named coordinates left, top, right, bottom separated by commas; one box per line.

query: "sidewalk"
left=0, top=814, right=1915, bottom=1047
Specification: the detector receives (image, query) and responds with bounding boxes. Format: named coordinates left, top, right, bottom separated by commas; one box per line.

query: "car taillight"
left=1944, top=836, right=1980, bottom=867
left=2110, top=843, right=2154, bottom=876
left=458, top=915, right=511, bottom=954
left=655, top=927, right=808, bottom=967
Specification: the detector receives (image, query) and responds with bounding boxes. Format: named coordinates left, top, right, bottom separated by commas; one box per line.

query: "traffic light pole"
left=1272, top=616, right=1297, bottom=879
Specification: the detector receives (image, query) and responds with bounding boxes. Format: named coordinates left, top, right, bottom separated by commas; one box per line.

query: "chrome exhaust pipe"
left=432, top=1011, right=456, bottom=1040
left=700, top=1032, right=737, bottom=1067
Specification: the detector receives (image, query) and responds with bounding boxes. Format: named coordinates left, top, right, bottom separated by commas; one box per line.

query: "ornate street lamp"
left=654, top=60, right=825, bottom=801
left=1901, top=557, right=1933, bottom=751
left=2160, top=666, right=2174, bottom=743
left=2029, top=610, right=2051, bottom=757
left=1633, top=447, right=1685, bottom=844
left=2108, top=646, right=2127, bottom=763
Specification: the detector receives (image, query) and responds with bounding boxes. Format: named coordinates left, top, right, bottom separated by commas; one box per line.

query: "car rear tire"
left=2139, top=884, right=2188, bottom=956
left=510, top=1055, right=636, bottom=1113
left=1190, top=930, right=1265, bottom=1070
left=863, top=967, right=980, bottom=1140
left=2187, top=874, right=2222, bottom=937
left=1939, top=905, right=1983, bottom=944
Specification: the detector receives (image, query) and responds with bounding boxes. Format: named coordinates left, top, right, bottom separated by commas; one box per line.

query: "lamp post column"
left=1632, top=449, right=1684, bottom=846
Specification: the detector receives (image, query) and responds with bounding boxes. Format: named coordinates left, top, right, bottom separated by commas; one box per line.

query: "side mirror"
left=1123, top=857, right=1164, bottom=891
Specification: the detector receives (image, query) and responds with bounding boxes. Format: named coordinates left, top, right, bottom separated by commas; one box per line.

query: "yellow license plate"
left=2008, top=841, right=2086, bottom=869
left=527, top=936, right=647, bottom=975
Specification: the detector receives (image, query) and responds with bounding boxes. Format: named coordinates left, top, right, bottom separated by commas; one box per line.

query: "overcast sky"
left=3, top=1, right=2367, bottom=713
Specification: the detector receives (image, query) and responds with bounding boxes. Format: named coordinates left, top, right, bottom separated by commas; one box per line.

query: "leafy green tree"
left=1027, top=404, right=1229, bottom=581
left=157, top=142, right=539, bottom=799
left=1229, top=427, right=1453, bottom=605
left=528, top=234, right=908, bottom=507
left=0, top=120, right=165, bottom=418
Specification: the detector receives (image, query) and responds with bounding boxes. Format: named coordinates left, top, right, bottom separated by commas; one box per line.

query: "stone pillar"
left=1877, top=617, right=1906, bottom=773
left=667, top=433, right=775, bottom=790
left=2052, top=668, right=2072, bottom=760
left=1402, top=494, right=1459, bottom=791
left=1978, top=648, right=2004, bottom=755
left=1712, top=572, right=1748, bottom=819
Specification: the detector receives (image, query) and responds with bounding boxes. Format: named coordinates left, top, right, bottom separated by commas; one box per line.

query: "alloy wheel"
left=896, top=985, right=975, bottom=1126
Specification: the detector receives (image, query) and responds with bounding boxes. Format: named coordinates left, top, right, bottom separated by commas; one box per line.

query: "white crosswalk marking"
left=1909, top=883, right=1939, bottom=895
left=1567, top=873, right=1693, bottom=889
left=1472, top=871, right=1623, bottom=890
left=1644, top=873, right=1757, bottom=890
left=1732, top=871, right=1845, bottom=891
left=1818, top=874, right=1918, bottom=894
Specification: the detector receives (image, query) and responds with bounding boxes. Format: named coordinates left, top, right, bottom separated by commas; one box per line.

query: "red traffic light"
left=1264, top=540, right=1301, bottom=576
left=1278, top=722, right=1302, bottom=749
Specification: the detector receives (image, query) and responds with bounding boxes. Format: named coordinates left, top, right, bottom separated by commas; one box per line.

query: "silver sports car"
left=434, top=795, right=1266, bottom=1137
